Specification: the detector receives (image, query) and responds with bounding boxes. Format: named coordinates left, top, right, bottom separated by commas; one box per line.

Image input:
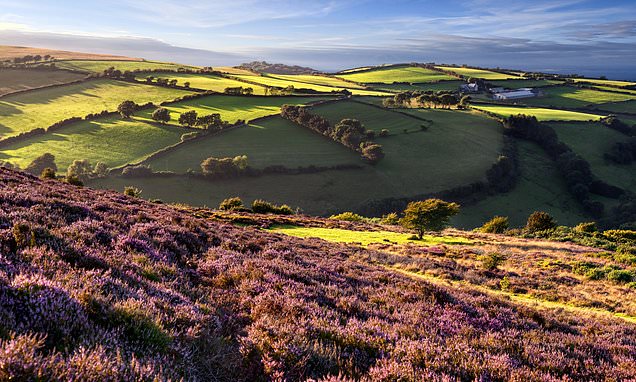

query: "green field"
left=591, top=86, right=636, bottom=96
left=146, top=116, right=362, bottom=172
left=0, top=68, right=86, bottom=96
left=135, top=72, right=268, bottom=94
left=486, top=79, right=562, bottom=88
left=370, top=81, right=464, bottom=93
left=521, top=86, right=636, bottom=108
left=454, top=141, right=588, bottom=228
left=270, top=226, right=471, bottom=246
left=472, top=104, right=603, bottom=121
left=312, top=101, right=504, bottom=195
left=550, top=122, right=636, bottom=191
left=55, top=60, right=198, bottom=73
left=136, top=95, right=330, bottom=125
left=232, top=73, right=388, bottom=96
left=569, top=78, right=636, bottom=87
left=0, top=115, right=187, bottom=170
left=268, top=74, right=367, bottom=89
left=0, top=79, right=192, bottom=138
left=335, top=66, right=456, bottom=84
left=590, top=100, right=636, bottom=114
left=435, top=66, right=519, bottom=80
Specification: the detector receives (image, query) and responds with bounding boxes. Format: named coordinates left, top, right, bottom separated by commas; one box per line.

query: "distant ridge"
left=237, top=60, right=319, bottom=74
left=0, top=45, right=141, bottom=61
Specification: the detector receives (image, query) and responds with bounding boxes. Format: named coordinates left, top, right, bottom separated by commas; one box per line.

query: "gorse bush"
left=479, top=216, right=509, bottom=234
left=525, top=211, right=557, bottom=233
left=251, top=199, right=294, bottom=215
left=479, top=252, right=507, bottom=271
left=575, top=222, right=597, bottom=233
left=329, top=212, right=365, bottom=222
left=40, top=167, right=56, bottom=180
left=124, top=187, right=142, bottom=198
left=219, top=197, right=244, bottom=211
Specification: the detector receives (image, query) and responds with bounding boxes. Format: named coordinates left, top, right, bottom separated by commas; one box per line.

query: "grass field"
left=521, top=86, right=636, bottom=108
left=454, top=141, right=588, bottom=228
left=269, top=225, right=471, bottom=246
left=590, top=86, right=636, bottom=96
left=569, top=78, right=636, bottom=87
left=55, top=60, right=198, bottom=73
left=0, top=115, right=187, bottom=170
left=0, top=45, right=140, bottom=61
left=268, top=74, right=367, bottom=89
left=136, top=95, right=330, bottom=124
left=435, top=66, right=520, bottom=80
left=135, top=72, right=268, bottom=94
left=486, top=79, right=562, bottom=88
left=0, top=79, right=192, bottom=138
left=472, top=104, right=603, bottom=121
left=0, top=68, right=86, bottom=96
left=146, top=116, right=362, bottom=171
left=590, top=100, right=636, bottom=114
left=313, top=101, right=504, bottom=195
left=215, top=66, right=258, bottom=76
left=370, top=81, right=464, bottom=93
left=335, top=66, right=456, bottom=84
left=232, top=73, right=388, bottom=96
left=550, top=122, right=636, bottom=191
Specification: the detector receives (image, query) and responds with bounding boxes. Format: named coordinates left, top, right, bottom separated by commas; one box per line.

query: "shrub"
left=123, top=186, right=142, bottom=198
left=606, top=269, right=634, bottom=284
left=400, top=199, right=460, bottom=238
left=117, top=100, right=137, bottom=118
left=93, top=162, right=109, bottom=178
left=381, top=213, right=400, bottom=225
left=122, top=165, right=153, bottom=178
left=525, top=211, right=557, bottom=233
left=479, top=252, right=507, bottom=271
left=65, top=175, right=83, bottom=186
left=479, top=216, right=509, bottom=234
left=40, top=168, right=56, bottom=180
left=329, top=212, right=365, bottom=222
left=575, top=222, right=597, bottom=233
left=604, top=230, right=636, bottom=242
left=251, top=199, right=295, bottom=215
left=67, top=159, right=93, bottom=182
left=151, top=107, right=170, bottom=124
left=219, top=197, right=244, bottom=211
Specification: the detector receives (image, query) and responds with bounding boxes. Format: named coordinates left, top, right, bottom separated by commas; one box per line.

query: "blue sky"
left=1, top=0, right=635, bottom=77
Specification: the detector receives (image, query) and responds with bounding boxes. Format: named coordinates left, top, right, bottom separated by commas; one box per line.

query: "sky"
left=1, top=0, right=635, bottom=78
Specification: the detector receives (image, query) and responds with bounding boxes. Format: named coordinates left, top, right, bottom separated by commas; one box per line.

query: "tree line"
left=280, top=105, right=385, bottom=164
left=383, top=91, right=469, bottom=109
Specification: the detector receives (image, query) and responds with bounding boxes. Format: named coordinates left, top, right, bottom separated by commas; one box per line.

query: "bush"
left=381, top=212, right=400, bottom=225
left=329, top=212, right=365, bottom=222
left=575, top=222, right=597, bottom=233
left=251, top=199, right=295, bottom=215
left=151, top=107, right=170, bottom=124
left=65, top=175, right=83, bottom=186
left=122, top=165, right=153, bottom=178
left=400, top=199, right=460, bottom=238
left=479, top=216, right=509, bottom=234
left=525, top=211, right=557, bottom=233
left=607, top=269, right=634, bottom=284
left=25, top=153, right=57, bottom=175
left=40, top=168, right=56, bottom=180
left=219, top=197, right=244, bottom=211
left=478, top=252, right=507, bottom=271
left=123, top=186, right=142, bottom=197
left=604, top=230, right=636, bottom=242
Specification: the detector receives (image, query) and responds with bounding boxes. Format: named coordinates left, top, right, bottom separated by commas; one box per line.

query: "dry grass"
left=0, top=45, right=140, bottom=61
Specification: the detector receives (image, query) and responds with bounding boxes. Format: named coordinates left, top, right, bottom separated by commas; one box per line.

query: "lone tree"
left=178, top=110, right=198, bottom=127
left=25, top=153, right=57, bottom=175
left=361, top=143, right=385, bottom=164
left=152, top=108, right=171, bottom=124
left=400, top=199, right=460, bottom=239
left=117, top=100, right=137, bottom=119
left=525, top=211, right=557, bottom=233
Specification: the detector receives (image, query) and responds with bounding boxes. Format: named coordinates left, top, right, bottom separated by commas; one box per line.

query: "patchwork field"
left=550, top=122, right=636, bottom=191
left=136, top=95, right=331, bottom=124
left=335, top=66, right=456, bottom=84
left=55, top=60, right=198, bottom=73
left=521, top=86, right=636, bottom=108
left=486, top=79, right=562, bottom=88
left=268, top=74, right=367, bottom=89
left=0, top=115, right=188, bottom=170
left=472, top=104, right=604, bottom=121
left=454, top=141, right=588, bottom=228
left=590, top=100, right=636, bottom=114
left=0, top=79, right=192, bottom=138
left=0, top=68, right=86, bottom=96
left=569, top=78, right=636, bottom=87
left=435, top=66, right=520, bottom=80
left=232, top=73, right=388, bottom=96
left=147, top=116, right=361, bottom=172
left=371, top=81, right=464, bottom=93
left=135, top=72, right=268, bottom=94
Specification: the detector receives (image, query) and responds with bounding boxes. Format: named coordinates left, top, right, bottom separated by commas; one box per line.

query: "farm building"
left=493, top=89, right=536, bottom=100
left=460, top=83, right=479, bottom=93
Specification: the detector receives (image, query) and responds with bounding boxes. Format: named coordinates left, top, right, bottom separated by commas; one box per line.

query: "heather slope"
left=0, top=168, right=635, bottom=381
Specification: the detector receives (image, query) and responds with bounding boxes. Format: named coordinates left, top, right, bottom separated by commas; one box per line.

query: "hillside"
left=0, top=45, right=140, bottom=61
left=1, top=168, right=636, bottom=380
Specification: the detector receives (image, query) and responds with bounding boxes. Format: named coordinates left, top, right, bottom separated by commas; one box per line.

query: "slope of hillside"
left=1, top=168, right=635, bottom=380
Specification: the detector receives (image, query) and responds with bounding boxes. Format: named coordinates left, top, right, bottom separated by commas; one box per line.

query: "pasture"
left=55, top=60, right=198, bottom=73
left=335, top=66, right=456, bottom=84
left=137, top=95, right=331, bottom=124
left=472, top=104, right=604, bottom=121
left=569, top=78, right=636, bottom=87
left=590, top=100, right=636, bottom=114
left=550, top=122, right=636, bottom=191
left=0, top=115, right=187, bottom=170
left=435, top=66, right=520, bottom=80
left=135, top=72, right=268, bottom=94
left=268, top=74, right=367, bottom=89
left=371, top=81, right=464, bottom=93
left=454, top=141, right=588, bottom=228
left=146, top=116, right=362, bottom=172
left=0, top=79, right=191, bottom=138
left=232, top=73, right=388, bottom=96
left=486, top=79, right=562, bottom=88
left=0, top=68, right=86, bottom=96
left=521, top=86, right=636, bottom=108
